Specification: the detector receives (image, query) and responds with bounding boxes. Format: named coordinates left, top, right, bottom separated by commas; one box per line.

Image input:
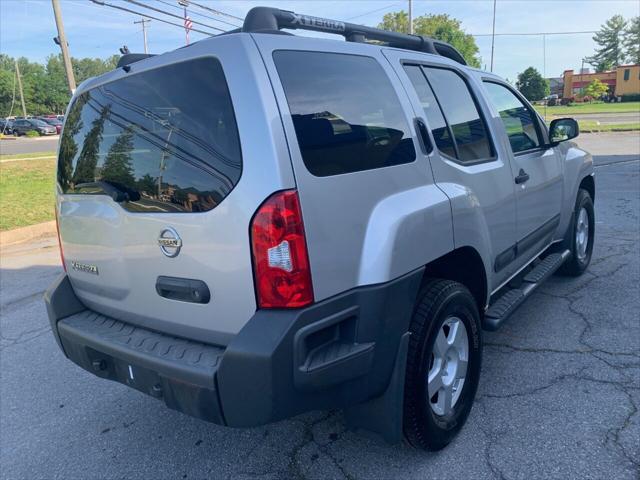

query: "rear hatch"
left=56, top=41, right=288, bottom=346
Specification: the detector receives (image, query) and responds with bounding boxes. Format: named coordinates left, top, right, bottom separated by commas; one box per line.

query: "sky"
left=1, top=0, right=639, bottom=82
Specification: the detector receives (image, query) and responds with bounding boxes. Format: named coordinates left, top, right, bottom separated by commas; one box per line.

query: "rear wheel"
left=558, top=188, right=594, bottom=276
left=403, top=279, right=482, bottom=451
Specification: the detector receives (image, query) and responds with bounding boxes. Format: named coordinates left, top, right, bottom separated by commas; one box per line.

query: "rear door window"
left=403, top=65, right=456, bottom=158
left=273, top=51, right=416, bottom=177
left=422, top=67, right=493, bottom=163
left=483, top=81, right=542, bottom=154
left=58, top=57, right=241, bottom=213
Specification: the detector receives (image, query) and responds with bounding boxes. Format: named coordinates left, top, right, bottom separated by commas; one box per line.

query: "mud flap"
left=343, top=331, right=410, bottom=444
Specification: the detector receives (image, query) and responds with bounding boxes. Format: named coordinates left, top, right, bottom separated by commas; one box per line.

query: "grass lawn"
left=0, top=158, right=55, bottom=231
left=577, top=121, right=640, bottom=133
left=534, top=101, right=640, bottom=116
left=0, top=151, right=56, bottom=161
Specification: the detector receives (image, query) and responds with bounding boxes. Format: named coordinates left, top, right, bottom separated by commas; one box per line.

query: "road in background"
left=1, top=134, right=638, bottom=479
left=0, top=136, right=59, bottom=156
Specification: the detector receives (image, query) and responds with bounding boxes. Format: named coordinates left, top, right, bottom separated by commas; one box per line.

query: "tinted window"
left=484, top=82, right=542, bottom=153
left=58, top=57, right=241, bottom=213
left=403, top=65, right=456, bottom=158
left=274, top=51, right=415, bottom=176
left=423, top=67, right=493, bottom=163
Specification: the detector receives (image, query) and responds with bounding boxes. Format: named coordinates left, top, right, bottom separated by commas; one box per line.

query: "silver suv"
left=46, top=7, right=595, bottom=450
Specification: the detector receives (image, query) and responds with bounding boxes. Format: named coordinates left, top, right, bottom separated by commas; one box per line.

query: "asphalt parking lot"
left=1, top=133, right=638, bottom=479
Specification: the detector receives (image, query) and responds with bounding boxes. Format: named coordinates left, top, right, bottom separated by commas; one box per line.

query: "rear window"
left=274, top=51, right=416, bottom=177
left=58, top=57, right=241, bottom=213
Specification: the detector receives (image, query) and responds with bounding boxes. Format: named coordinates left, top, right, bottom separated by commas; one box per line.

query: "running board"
left=483, top=250, right=570, bottom=331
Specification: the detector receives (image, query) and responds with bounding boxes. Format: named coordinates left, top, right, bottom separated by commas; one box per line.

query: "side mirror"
left=549, top=118, right=579, bottom=145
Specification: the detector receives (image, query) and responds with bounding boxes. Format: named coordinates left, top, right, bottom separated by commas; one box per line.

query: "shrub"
left=25, top=130, right=40, bottom=137
left=560, top=97, right=575, bottom=106
left=621, top=93, right=640, bottom=102
left=547, top=98, right=557, bottom=106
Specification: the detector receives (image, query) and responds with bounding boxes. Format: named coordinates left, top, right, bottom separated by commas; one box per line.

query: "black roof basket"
left=242, top=6, right=467, bottom=65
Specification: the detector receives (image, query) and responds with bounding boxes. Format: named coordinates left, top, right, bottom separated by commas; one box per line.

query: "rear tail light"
left=250, top=190, right=313, bottom=308
left=55, top=208, right=66, bottom=272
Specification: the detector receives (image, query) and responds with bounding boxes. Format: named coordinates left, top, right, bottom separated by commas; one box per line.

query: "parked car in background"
left=56, top=115, right=65, bottom=122
left=39, top=117, right=63, bottom=134
left=12, top=118, right=57, bottom=136
left=0, top=118, right=13, bottom=134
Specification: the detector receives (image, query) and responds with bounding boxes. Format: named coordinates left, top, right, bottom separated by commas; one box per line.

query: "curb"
left=0, top=221, right=57, bottom=247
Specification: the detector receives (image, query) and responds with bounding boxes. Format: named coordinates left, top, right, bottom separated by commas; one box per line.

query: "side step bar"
left=483, top=250, right=570, bottom=331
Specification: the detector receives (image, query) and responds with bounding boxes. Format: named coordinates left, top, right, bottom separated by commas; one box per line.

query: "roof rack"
left=242, top=6, right=467, bottom=65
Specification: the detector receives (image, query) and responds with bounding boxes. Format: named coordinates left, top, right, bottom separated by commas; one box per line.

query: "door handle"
left=515, top=169, right=530, bottom=184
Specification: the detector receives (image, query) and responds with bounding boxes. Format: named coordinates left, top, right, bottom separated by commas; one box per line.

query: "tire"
left=403, top=279, right=482, bottom=451
left=558, top=188, right=594, bottom=276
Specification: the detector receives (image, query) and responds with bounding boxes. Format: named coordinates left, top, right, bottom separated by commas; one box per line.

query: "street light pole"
left=408, top=0, right=413, bottom=34
left=51, top=0, right=76, bottom=93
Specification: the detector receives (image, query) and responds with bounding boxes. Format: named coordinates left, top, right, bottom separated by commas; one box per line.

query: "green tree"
left=583, top=78, right=609, bottom=101
left=72, top=104, right=110, bottom=185
left=516, top=67, right=550, bottom=101
left=585, top=15, right=628, bottom=71
left=137, top=173, right=157, bottom=196
left=58, top=94, right=89, bottom=191
left=0, top=54, right=121, bottom=117
left=624, top=16, right=640, bottom=64
left=378, top=11, right=481, bottom=68
left=100, top=126, right=136, bottom=189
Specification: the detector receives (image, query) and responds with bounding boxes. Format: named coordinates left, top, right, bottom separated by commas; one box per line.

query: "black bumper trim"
left=56, top=309, right=226, bottom=424
left=46, top=267, right=424, bottom=436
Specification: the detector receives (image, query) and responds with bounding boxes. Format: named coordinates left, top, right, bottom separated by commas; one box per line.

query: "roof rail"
left=242, top=6, right=467, bottom=65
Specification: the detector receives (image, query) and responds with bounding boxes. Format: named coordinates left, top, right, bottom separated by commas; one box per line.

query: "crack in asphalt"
left=287, top=411, right=354, bottom=480
left=0, top=324, right=51, bottom=350
left=479, top=230, right=639, bottom=476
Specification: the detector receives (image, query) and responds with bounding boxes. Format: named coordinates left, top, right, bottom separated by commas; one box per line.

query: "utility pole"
left=408, top=0, right=413, bottom=34
left=490, top=0, right=497, bottom=72
left=134, top=18, right=151, bottom=54
left=543, top=34, right=547, bottom=120
left=14, top=60, right=27, bottom=118
left=51, top=0, right=76, bottom=93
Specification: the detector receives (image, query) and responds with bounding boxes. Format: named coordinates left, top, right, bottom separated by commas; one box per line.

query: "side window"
left=423, top=67, right=493, bottom=163
left=403, top=65, right=456, bottom=158
left=483, top=82, right=542, bottom=154
left=274, top=51, right=416, bottom=177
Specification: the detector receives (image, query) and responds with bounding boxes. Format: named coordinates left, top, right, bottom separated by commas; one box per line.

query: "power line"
left=184, top=0, right=243, bottom=22
left=346, top=3, right=400, bottom=21
left=89, top=0, right=218, bottom=36
left=154, top=0, right=241, bottom=28
left=122, top=0, right=225, bottom=32
left=472, top=30, right=597, bottom=37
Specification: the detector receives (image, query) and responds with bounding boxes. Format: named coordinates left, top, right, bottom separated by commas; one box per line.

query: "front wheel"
left=403, top=279, right=482, bottom=451
left=558, top=188, right=594, bottom=276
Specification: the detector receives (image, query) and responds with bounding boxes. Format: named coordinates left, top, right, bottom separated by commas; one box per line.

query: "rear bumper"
left=45, top=269, right=422, bottom=428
